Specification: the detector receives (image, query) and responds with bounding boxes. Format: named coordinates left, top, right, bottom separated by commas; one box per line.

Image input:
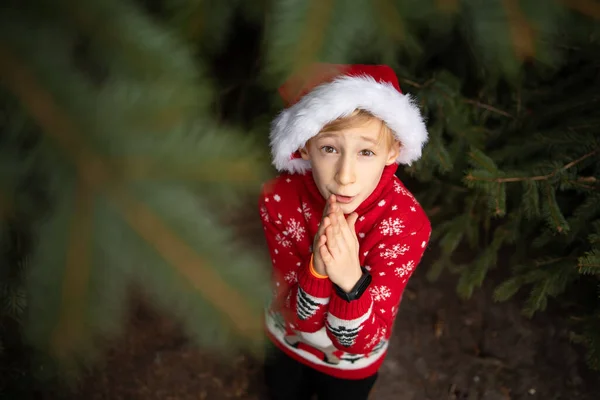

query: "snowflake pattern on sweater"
left=259, top=165, right=431, bottom=380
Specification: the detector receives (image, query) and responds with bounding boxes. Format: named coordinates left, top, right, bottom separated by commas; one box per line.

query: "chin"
left=339, top=203, right=358, bottom=215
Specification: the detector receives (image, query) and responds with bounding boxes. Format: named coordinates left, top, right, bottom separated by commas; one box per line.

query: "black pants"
left=264, top=343, right=378, bottom=400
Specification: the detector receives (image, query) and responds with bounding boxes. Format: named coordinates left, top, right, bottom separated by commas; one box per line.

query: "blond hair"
left=316, top=109, right=397, bottom=149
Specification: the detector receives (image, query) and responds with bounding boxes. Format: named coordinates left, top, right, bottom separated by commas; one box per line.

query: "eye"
left=359, top=149, right=375, bottom=157
left=321, top=146, right=337, bottom=154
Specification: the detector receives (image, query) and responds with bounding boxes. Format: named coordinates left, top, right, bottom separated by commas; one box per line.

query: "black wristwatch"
left=333, top=267, right=372, bottom=302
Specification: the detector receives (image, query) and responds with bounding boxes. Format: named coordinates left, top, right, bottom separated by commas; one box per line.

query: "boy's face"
left=300, top=118, right=400, bottom=214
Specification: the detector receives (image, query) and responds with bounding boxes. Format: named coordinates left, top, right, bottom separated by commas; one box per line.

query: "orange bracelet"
left=309, top=254, right=328, bottom=279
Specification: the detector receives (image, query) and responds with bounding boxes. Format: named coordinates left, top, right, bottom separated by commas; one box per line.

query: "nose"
left=335, top=155, right=356, bottom=186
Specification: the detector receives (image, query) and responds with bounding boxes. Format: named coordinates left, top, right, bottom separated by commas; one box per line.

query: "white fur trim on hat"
left=269, top=75, right=428, bottom=174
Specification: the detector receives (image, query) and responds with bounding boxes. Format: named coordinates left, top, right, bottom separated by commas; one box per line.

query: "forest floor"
left=60, top=246, right=600, bottom=400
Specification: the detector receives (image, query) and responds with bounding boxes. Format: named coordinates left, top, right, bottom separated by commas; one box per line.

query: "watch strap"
left=334, top=267, right=372, bottom=302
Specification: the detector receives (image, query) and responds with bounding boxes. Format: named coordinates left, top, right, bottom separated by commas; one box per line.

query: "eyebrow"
left=316, top=132, right=339, bottom=140
left=359, top=135, right=378, bottom=145
left=316, top=133, right=379, bottom=145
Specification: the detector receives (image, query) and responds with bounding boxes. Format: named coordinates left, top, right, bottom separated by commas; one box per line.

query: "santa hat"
left=269, top=63, right=428, bottom=174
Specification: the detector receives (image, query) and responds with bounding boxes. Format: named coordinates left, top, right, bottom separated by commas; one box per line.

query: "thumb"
left=346, top=212, right=359, bottom=232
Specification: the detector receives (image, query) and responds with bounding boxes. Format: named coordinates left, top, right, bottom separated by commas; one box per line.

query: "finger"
left=314, top=215, right=332, bottom=254
left=333, top=208, right=342, bottom=234
left=332, top=213, right=346, bottom=253
left=321, top=204, right=329, bottom=223
left=347, top=213, right=359, bottom=239
left=329, top=214, right=349, bottom=258
left=329, top=200, right=337, bottom=217
left=326, top=195, right=335, bottom=215
left=329, top=206, right=337, bottom=226
left=325, top=225, right=338, bottom=250
left=320, top=195, right=334, bottom=223
left=318, top=216, right=331, bottom=237
left=318, top=233, right=327, bottom=247
left=319, top=243, right=333, bottom=266
left=347, top=212, right=359, bottom=230
left=333, top=209, right=354, bottom=247
left=335, top=203, right=346, bottom=224
left=336, top=212, right=353, bottom=252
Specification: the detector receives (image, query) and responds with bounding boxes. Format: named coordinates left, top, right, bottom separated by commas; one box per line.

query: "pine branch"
left=110, top=188, right=264, bottom=338
left=567, top=179, right=599, bottom=191
left=494, top=276, right=523, bottom=302
left=521, top=180, right=540, bottom=218
left=0, top=191, right=12, bottom=220
left=492, top=182, right=507, bottom=216
left=542, top=182, right=570, bottom=233
left=401, top=78, right=435, bottom=89
left=466, top=147, right=600, bottom=183
left=0, top=40, right=263, bottom=341
left=463, top=98, right=514, bottom=118
left=403, top=78, right=514, bottom=118
left=60, top=0, right=202, bottom=83
left=502, top=0, right=536, bottom=61
left=523, top=280, right=550, bottom=317
left=292, top=0, right=335, bottom=72
left=578, top=249, right=600, bottom=274
left=169, top=0, right=244, bottom=53
left=427, top=123, right=454, bottom=174
left=578, top=176, right=597, bottom=184
left=51, top=175, right=93, bottom=362
left=468, top=148, right=498, bottom=172
left=1, top=283, right=27, bottom=321
left=436, top=0, right=460, bottom=13
left=181, top=0, right=205, bottom=42
left=563, top=0, right=600, bottom=19
left=372, top=0, right=405, bottom=42
left=534, top=257, right=571, bottom=267
left=117, top=157, right=262, bottom=183
left=0, top=41, right=95, bottom=169
left=426, top=256, right=450, bottom=282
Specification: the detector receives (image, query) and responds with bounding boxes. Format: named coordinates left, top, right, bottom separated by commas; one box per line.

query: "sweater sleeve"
left=259, top=184, right=333, bottom=333
left=325, top=213, right=431, bottom=353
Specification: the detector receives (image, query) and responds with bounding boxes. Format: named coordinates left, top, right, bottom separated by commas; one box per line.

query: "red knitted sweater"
left=259, top=164, right=431, bottom=380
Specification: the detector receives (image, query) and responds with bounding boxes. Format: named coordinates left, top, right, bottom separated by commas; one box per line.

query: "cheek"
left=360, top=160, right=386, bottom=186
left=312, top=158, right=334, bottom=177
left=311, top=165, right=330, bottom=189
left=362, top=161, right=379, bottom=176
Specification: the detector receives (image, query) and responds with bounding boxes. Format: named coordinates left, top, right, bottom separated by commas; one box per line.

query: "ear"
left=385, top=141, right=401, bottom=165
left=299, top=145, right=310, bottom=160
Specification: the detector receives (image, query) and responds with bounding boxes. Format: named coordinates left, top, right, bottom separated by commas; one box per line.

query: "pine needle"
left=51, top=177, right=93, bottom=362
left=436, top=0, right=460, bottom=13
left=502, top=0, right=536, bottom=61
left=563, top=0, right=600, bottom=19
left=292, top=0, right=335, bottom=73
left=373, top=0, right=405, bottom=42
left=0, top=35, right=263, bottom=344
left=110, top=188, right=264, bottom=339
left=0, top=190, right=13, bottom=220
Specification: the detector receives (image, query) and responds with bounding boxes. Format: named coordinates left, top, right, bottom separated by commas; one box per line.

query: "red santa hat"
left=269, top=63, right=429, bottom=174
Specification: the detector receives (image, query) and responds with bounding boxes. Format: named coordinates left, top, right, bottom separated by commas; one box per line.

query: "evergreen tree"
left=1, top=0, right=599, bottom=396
left=259, top=0, right=600, bottom=369
left=410, top=49, right=600, bottom=369
left=0, top=0, right=273, bottom=391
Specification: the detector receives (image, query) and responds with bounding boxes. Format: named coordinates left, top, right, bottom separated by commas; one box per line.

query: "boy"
left=259, top=64, right=431, bottom=400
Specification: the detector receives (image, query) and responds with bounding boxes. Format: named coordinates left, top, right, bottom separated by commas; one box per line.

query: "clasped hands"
left=312, top=195, right=363, bottom=292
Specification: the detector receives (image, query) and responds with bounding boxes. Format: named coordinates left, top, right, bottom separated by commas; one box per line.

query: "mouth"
left=334, top=194, right=355, bottom=204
